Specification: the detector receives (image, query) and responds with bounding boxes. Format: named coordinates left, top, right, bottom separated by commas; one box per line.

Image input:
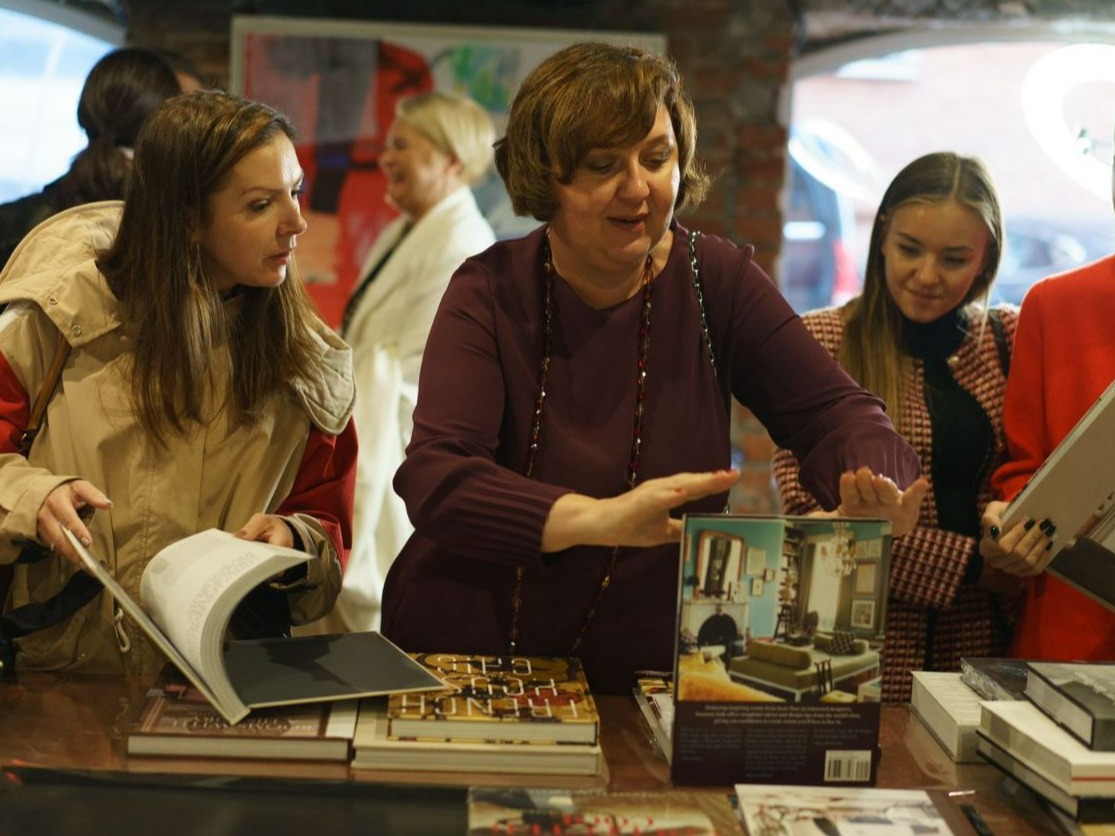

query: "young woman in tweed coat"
left=773, top=152, right=1026, bottom=704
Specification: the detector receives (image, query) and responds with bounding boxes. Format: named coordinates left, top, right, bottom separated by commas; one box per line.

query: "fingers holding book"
left=37, top=479, right=112, bottom=567
left=979, top=500, right=1056, bottom=576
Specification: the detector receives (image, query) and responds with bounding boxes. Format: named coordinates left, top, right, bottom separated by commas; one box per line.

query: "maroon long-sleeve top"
left=383, top=222, right=919, bottom=694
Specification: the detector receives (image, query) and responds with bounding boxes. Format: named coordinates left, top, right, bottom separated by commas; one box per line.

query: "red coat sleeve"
left=0, top=350, right=30, bottom=454
left=276, top=418, right=358, bottom=571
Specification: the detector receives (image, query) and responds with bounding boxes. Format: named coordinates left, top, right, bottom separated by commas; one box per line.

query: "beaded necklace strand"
left=508, top=236, right=655, bottom=655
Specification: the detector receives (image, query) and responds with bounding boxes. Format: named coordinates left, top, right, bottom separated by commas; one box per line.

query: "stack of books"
left=908, top=658, right=1031, bottom=765
left=351, top=653, right=604, bottom=778
left=125, top=666, right=361, bottom=773
left=976, top=661, right=1115, bottom=824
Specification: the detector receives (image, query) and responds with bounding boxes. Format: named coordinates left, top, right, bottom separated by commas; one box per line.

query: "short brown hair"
left=494, top=41, right=709, bottom=221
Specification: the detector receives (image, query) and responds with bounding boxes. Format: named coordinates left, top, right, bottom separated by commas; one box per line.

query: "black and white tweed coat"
left=772, top=304, right=1027, bottom=705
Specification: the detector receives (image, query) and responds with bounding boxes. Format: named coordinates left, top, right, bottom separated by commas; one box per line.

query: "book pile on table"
left=912, top=658, right=1115, bottom=825
left=909, top=658, right=1030, bottom=766
left=976, top=661, right=1115, bottom=825
left=351, top=653, right=604, bottom=778
left=126, top=665, right=359, bottom=761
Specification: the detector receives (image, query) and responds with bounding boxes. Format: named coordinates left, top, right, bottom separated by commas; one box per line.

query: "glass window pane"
left=0, top=8, right=115, bottom=202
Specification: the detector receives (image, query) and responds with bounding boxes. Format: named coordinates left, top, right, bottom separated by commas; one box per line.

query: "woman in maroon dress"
left=382, top=42, right=926, bottom=694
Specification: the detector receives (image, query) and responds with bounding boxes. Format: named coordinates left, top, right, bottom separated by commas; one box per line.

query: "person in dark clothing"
left=381, top=42, right=927, bottom=694
left=0, top=47, right=181, bottom=271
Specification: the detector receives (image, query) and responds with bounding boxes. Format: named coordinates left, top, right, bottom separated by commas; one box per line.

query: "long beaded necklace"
left=508, top=234, right=655, bottom=655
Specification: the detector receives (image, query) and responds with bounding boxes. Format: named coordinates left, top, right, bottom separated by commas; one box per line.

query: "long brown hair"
left=97, top=91, right=321, bottom=443
left=840, top=151, right=1003, bottom=432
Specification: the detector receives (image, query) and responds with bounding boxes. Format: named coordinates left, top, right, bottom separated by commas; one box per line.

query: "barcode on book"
left=823, top=750, right=872, bottom=782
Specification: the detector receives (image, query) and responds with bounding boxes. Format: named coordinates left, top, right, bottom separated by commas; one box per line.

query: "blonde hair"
left=396, top=91, right=494, bottom=186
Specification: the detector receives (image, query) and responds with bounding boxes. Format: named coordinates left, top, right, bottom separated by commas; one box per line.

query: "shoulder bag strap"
left=19, top=335, right=71, bottom=457
left=987, top=308, right=1010, bottom=377
left=3, top=332, right=101, bottom=682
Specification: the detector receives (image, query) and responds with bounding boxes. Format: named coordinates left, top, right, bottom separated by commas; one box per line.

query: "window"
left=781, top=32, right=1115, bottom=312
left=0, top=2, right=122, bottom=203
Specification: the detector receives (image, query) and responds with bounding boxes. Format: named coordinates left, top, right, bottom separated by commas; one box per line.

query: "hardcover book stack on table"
left=910, top=659, right=1037, bottom=766
left=351, top=653, right=605, bottom=779
left=976, top=661, right=1115, bottom=825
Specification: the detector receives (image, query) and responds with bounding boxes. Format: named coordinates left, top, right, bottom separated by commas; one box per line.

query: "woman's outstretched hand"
left=834, top=465, right=929, bottom=538
left=541, top=469, right=741, bottom=553
left=979, top=500, right=1056, bottom=576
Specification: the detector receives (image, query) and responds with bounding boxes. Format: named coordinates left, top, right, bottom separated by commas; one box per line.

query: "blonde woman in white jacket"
left=332, top=92, right=495, bottom=632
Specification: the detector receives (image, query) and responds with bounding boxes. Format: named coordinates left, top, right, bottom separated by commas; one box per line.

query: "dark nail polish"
left=1045, top=541, right=1053, bottom=551
left=1024, top=518, right=1036, bottom=531
left=1039, top=518, right=1054, bottom=535
left=989, top=525, right=1000, bottom=540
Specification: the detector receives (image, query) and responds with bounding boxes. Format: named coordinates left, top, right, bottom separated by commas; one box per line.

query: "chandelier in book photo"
left=821, top=521, right=857, bottom=576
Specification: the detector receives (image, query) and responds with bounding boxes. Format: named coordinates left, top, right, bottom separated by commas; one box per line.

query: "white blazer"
left=333, top=186, right=495, bottom=631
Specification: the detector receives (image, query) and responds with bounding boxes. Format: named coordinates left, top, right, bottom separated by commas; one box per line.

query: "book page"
left=64, top=528, right=229, bottom=719
left=140, top=529, right=308, bottom=712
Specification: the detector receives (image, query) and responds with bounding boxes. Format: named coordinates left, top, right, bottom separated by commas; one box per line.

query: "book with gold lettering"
left=386, top=654, right=599, bottom=745
left=353, top=697, right=603, bottom=777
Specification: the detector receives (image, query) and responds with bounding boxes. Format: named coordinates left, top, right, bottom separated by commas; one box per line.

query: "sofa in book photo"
left=727, top=631, right=880, bottom=703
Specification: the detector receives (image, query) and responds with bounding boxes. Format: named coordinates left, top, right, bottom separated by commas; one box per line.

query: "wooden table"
left=0, top=672, right=1063, bottom=835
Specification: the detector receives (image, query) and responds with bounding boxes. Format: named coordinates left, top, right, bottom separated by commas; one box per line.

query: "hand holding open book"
left=65, top=527, right=445, bottom=724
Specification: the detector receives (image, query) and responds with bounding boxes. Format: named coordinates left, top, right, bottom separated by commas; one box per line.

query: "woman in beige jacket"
left=0, top=91, right=357, bottom=676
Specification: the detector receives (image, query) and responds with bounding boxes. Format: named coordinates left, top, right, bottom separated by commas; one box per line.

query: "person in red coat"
left=981, top=251, right=1115, bottom=659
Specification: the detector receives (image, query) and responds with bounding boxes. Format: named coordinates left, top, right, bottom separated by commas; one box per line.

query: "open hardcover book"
left=1000, top=375, right=1115, bottom=610
left=65, top=527, right=446, bottom=725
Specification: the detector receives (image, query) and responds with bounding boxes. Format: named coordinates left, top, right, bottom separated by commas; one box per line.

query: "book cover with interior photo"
left=734, top=784, right=977, bottom=835
left=671, top=514, right=891, bottom=787
left=466, top=787, right=735, bottom=835
left=387, top=654, right=599, bottom=745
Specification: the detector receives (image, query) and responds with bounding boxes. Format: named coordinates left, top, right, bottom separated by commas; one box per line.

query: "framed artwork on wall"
left=853, top=560, right=879, bottom=596
left=230, top=16, right=666, bottom=326
left=850, top=598, right=876, bottom=630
